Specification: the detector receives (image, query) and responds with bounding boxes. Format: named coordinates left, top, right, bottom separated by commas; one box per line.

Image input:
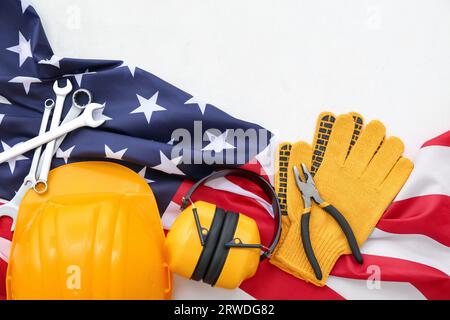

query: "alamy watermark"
left=170, top=121, right=271, bottom=166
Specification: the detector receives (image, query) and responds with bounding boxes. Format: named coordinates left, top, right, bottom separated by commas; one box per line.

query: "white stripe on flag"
left=362, top=228, right=450, bottom=275
left=162, top=201, right=181, bottom=230
left=172, top=275, right=255, bottom=300
left=396, top=146, right=450, bottom=201
left=327, top=275, right=426, bottom=300
left=205, top=178, right=274, bottom=217
left=255, top=136, right=279, bottom=186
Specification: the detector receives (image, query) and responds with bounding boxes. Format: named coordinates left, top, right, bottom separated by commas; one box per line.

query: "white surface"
left=34, top=0, right=450, bottom=159
left=30, top=0, right=450, bottom=299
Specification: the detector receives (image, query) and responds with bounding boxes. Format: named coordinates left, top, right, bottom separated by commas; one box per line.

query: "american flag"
left=1, top=0, right=449, bottom=300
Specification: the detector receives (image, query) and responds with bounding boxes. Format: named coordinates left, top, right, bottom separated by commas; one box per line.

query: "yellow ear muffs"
left=202, top=210, right=241, bottom=286
left=213, top=211, right=261, bottom=288
left=165, top=202, right=225, bottom=280
left=203, top=210, right=261, bottom=289
left=7, top=161, right=172, bottom=300
left=165, top=168, right=282, bottom=290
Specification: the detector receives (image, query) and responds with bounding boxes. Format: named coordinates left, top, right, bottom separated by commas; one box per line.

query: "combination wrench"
left=0, top=99, right=55, bottom=231
left=0, top=102, right=107, bottom=165
left=35, top=79, right=73, bottom=193
left=35, top=88, right=93, bottom=192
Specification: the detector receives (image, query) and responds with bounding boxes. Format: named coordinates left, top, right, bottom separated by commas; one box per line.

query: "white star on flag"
left=255, top=136, right=279, bottom=185
left=38, top=55, right=62, bottom=68
left=21, top=0, right=32, bottom=13
left=185, top=97, right=208, bottom=115
left=0, top=115, right=4, bottom=126
left=105, top=145, right=127, bottom=160
left=1, top=141, right=29, bottom=174
left=8, top=76, right=41, bottom=94
left=56, top=146, right=75, bottom=164
left=117, top=61, right=138, bottom=77
left=0, top=96, right=11, bottom=104
left=152, top=151, right=185, bottom=176
left=202, top=130, right=236, bottom=153
left=138, top=167, right=155, bottom=184
left=130, top=92, right=166, bottom=124
left=7, top=32, right=33, bottom=67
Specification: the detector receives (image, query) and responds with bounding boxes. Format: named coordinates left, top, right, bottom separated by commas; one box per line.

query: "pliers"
left=294, top=163, right=363, bottom=280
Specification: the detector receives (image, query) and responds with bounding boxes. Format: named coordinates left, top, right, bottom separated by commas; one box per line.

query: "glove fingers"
left=270, top=141, right=313, bottom=266
left=321, top=114, right=355, bottom=166
left=363, top=136, right=405, bottom=185
left=311, top=112, right=365, bottom=175
left=286, top=141, right=313, bottom=223
left=348, top=112, right=365, bottom=154
left=379, top=157, right=414, bottom=198
left=344, top=120, right=386, bottom=175
left=275, top=142, right=292, bottom=220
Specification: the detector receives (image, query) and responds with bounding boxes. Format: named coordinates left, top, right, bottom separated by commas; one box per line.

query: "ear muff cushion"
left=203, top=211, right=240, bottom=286
left=191, top=207, right=226, bottom=281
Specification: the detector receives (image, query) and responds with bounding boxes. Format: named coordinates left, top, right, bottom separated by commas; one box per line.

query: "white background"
left=32, top=0, right=449, bottom=298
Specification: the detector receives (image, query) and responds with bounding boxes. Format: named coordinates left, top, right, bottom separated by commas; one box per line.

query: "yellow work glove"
left=271, top=112, right=362, bottom=275
left=271, top=113, right=413, bottom=286
left=271, top=112, right=353, bottom=259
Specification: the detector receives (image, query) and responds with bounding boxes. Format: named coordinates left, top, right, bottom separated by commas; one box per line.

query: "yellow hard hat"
left=7, top=162, right=172, bottom=300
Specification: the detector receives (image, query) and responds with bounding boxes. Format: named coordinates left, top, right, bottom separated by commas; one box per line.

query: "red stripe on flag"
left=225, top=176, right=271, bottom=202
left=240, top=260, right=344, bottom=300
left=332, top=254, right=450, bottom=300
left=378, top=195, right=450, bottom=247
left=240, top=160, right=270, bottom=180
left=421, top=130, right=450, bottom=148
left=0, top=201, right=12, bottom=301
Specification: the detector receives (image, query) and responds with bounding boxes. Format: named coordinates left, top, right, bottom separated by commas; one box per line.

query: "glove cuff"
left=270, top=219, right=346, bottom=286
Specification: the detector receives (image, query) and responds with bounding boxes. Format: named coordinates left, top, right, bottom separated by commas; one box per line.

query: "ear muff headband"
left=181, top=169, right=282, bottom=261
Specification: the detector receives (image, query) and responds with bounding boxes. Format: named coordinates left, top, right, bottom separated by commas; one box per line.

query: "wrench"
left=35, top=88, right=93, bottom=191
left=36, top=79, right=73, bottom=193
left=53, top=88, right=92, bottom=153
left=0, top=103, right=107, bottom=165
left=0, top=99, right=55, bottom=231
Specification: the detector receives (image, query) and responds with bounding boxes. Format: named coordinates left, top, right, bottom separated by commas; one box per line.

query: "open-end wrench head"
left=53, top=79, right=73, bottom=95
left=83, top=103, right=108, bottom=128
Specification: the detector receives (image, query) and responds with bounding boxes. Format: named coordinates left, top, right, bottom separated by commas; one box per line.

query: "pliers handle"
left=295, top=164, right=363, bottom=280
